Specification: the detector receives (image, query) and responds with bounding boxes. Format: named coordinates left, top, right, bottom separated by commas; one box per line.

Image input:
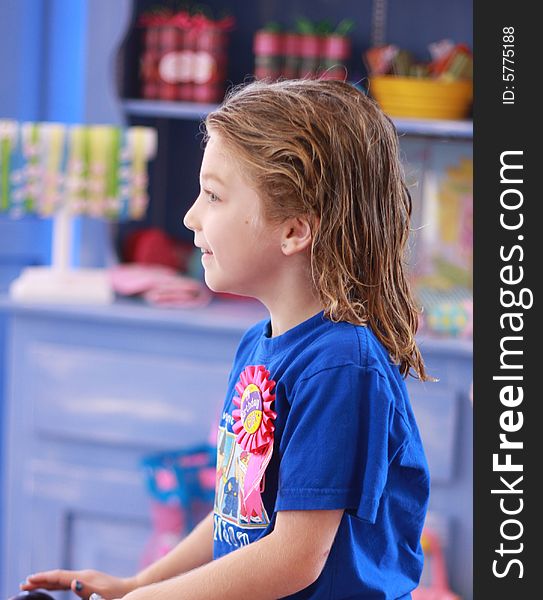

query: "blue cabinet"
left=0, top=297, right=258, bottom=598
left=406, top=341, right=473, bottom=598
left=0, top=297, right=472, bottom=599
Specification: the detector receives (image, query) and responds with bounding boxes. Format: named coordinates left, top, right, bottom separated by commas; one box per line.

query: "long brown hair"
left=206, top=79, right=429, bottom=380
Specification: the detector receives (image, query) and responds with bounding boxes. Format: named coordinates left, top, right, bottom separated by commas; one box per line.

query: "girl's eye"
left=205, top=190, right=220, bottom=203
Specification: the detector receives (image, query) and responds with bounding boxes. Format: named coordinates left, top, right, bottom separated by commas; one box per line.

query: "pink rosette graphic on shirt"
left=232, top=365, right=277, bottom=519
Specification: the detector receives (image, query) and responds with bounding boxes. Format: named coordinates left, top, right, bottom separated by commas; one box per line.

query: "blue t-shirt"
left=213, top=311, right=430, bottom=599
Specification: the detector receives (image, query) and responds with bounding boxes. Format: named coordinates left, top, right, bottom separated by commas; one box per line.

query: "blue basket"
left=141, top=443, right=216, bottom=530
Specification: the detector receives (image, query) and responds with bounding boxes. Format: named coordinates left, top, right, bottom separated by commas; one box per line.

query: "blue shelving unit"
left=393, top=117, right=473, bottom=139
left=121, top=99, right=473, bottom=139
left=122, top=99, right=220, bottom=120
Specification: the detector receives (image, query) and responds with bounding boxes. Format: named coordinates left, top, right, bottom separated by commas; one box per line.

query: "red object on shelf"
left=122, top=228, right=193, bottom=272
left=178, top=27, right=196, bottom=101
left=253, top=30, right=284, bottom=81
left=140, top=25, right=161, bottom=99
left=363, top=44, right=399, bottom=76
left=282, top=32, right=302, bottom=79
left=430, top=43, right=471, bottom=77
left=192, top=26, right=230, bottom=103
left=298, top=33, right=322, bottom=79
left=319, top=34, right=351, bottom=80
left=138, top=11, right=173, bottom=99
left=412, top=529, right=461, bottom=600
left=138, top=11, right=233, bottom=103
left=157, top=25, right=186, bottom=101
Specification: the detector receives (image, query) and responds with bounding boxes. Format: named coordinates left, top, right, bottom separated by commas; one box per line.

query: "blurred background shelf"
left=393, top=117, right=472, bottom=139
left=122, top=99, right=220, bottom=120
left=122, top=98, right=473, bottom=138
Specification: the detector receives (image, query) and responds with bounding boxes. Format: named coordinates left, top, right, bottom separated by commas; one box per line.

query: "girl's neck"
left=267, top=299, right=324, bottom=338
left=258, top=262, right=324, bottom=338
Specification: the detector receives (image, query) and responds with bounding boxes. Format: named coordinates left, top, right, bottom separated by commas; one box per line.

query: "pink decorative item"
left=140, top=444, right=216, bottom=567
left=109, top=263, right=179, bottom=295
left=320, top=34, right=351, bottom=80
left=143, top=277, right=212, bottom=308
left=253, top=29, right=285, bottom=80
left=232, top=365, right=277, bottom=518
left=413, top=528, right=461, bottom=600
left=109, top=263, right=212, bottom=308
left=140, top=502, right=185, bottom=567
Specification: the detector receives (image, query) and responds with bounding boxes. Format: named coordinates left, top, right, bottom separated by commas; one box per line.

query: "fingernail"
left=19, top=581, right=27, bottom=587
left=75, top=580, right=84, bottom=592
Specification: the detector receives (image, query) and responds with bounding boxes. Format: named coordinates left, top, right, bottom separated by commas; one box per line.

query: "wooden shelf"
left=122, top=99, right=473, bottom=139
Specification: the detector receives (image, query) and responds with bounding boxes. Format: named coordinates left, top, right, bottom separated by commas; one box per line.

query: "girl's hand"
left=20, top=569, right=137, bottom=599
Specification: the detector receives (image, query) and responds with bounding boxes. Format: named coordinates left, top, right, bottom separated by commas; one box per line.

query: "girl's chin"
left=202, top=274, right=226, bottom=295
left=202, top=276, right=250, bottom=299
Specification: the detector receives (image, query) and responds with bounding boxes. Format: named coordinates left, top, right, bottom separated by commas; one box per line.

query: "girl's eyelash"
left=204, top=189, right=220, bottom=202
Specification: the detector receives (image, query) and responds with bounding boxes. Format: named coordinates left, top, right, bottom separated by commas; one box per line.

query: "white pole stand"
left=9, top=209, right=114, bottom=304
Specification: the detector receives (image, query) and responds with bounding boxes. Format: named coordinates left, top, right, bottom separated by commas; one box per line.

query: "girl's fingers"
left=20, top=582, right=68, bottom=591
left=21, top=570, right=74, bottom=590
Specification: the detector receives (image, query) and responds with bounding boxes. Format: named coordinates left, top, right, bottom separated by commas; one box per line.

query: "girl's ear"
left=280, top=216, right=315, bottom=256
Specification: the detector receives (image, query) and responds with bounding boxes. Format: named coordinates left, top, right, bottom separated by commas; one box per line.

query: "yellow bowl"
left=369, top=76, right=473, bottom=120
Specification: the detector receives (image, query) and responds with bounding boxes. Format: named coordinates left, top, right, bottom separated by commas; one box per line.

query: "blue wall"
left=0, top=0, right=84, bottom=287
left=0, top=4, right=121, bottom=590
left=42, top=0, right=87, bottom=123
left=0, top=0, right=133, bottom=286
left=0, top=0, right=45, bottom=121
left=0, top=0, right=53, bottom=284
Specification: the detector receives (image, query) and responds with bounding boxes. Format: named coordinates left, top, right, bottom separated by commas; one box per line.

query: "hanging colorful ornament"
left=64, top=125, right=88, bottom=215
left=0, top=120, right=17, bottom=213
left=232, top=365, right=277, bottom=519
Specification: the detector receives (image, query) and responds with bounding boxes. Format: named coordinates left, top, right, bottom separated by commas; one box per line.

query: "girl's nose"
left=183, top=197, right=200, bottom=232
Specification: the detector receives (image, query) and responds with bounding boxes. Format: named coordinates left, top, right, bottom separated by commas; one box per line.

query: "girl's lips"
left=201, top=248, right=213, bottom=263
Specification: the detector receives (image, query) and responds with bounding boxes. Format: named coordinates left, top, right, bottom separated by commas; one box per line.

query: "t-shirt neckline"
left=260, top=310, right=327, bottom=354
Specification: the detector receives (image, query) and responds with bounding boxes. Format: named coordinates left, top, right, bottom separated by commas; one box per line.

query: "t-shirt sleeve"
left=275, top=364, right=406, bottom=523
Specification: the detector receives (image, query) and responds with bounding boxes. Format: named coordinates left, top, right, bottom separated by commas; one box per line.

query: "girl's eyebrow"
left=201, top=172, right=226, bottom=186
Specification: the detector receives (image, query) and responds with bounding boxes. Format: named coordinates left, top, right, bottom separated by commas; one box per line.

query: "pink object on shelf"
left=139, top=501, right=185, bottom=568
left=156, top=468, right=178, bottom=492
left=143, top=277, right=211, bottom=308
left=413, top=528, right=461, bottom=600
left=198, top=466, right=217, bottom=489
left=108, top=263, right=211, bottom=308
left=109, top=263, right=178, bottom=295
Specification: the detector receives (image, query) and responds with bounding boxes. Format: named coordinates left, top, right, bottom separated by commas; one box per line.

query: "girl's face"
left=184, top=132, right=284, bottom=298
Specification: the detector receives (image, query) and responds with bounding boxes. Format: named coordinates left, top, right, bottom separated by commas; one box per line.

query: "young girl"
left=22, top=79, right=430, bottom=599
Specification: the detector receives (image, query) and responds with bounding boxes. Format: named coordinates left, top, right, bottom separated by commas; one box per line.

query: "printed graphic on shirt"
left=214, top=421, right=270, bottom=532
